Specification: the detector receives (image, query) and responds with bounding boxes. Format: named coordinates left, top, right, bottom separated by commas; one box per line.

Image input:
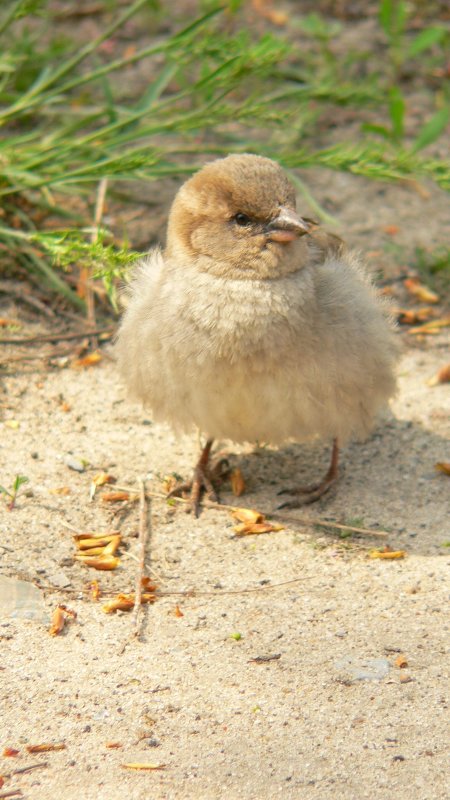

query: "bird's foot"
left=277, top=438, right=339, bottom=510
left=167, top=439, right=229, bottom=517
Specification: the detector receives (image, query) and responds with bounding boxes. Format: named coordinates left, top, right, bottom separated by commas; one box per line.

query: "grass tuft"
left=0, top=0, right=448, bottom=309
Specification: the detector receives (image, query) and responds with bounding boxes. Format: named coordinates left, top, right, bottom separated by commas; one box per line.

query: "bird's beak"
left=266, top=208, right=314, bottom=243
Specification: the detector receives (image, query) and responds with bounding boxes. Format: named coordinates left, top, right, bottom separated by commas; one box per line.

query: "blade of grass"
left=4, top=0, right=150, bottom=113
left=288, top=172, right=338, bottom=225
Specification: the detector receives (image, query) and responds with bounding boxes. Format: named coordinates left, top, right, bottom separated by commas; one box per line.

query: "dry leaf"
left=49, top=486, right=71, bottom=495
left=76, top=545, right=108, bottom=556
left=3, top=748, right=20, bottom=757
left=230, top=468, right=246, bottom=497
left=90, top=472, right=116, bottom=500
left=49, top=604, right=76, bottom=636
left=395, top=307, right=436, bottom=325
left=231, top=507, right=283, bottom=535
left=49, top=606, right=66, bottom=636
left=105, top=742, right=122, bottom=749
left=427, top=364, right=450, bottom=387
left=394, top=655, right=408, bottom=668
left=75, top=554, right=120, bottom=570
left=26, top=743, right=66, bottom=753
left=174, top=604, right=184, bottom=618
left=102, top=592, right=156, bottom=614
left=102, top=594, right=134, bottom=613
left=234, top=522, right=284, bottom=536
left=75, top=533, right=121, bottom=550
left=403, top=278, right=439, bottom=304
left=72, top=351, right=103, bottom=368
left=90, top=580, right=101, bottom=601
left=122, top=763, right=166, bottom=771
left=369, top=549, right=406, bottom=560
left=74, top=531, right=120, bottom=542
left=408, top=316, right=450, bottom=335
left=101, top=491, right=135, bottom=503
left=93, top=472, right=116, bottom=487
left=103, top=536, right=121, bottom=555
left=232, top=508, right=264, bottom=524
left=435, top=462, right=450, bottom=476
left=141, top=576, right=157, bottom=592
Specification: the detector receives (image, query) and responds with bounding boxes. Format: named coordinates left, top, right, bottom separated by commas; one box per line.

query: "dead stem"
left=132, top=477, right=151, bottom=638
left=39, top=576, right=313, bottom=600
left=85, top=178, right=109, bottom=346
left=113, top=485, right=390, bottom=538
left=0, top=327, right=114, bottom=345
left=3, top=763, right=48, bottom=779
left=4, top=348, right=74, bottom=362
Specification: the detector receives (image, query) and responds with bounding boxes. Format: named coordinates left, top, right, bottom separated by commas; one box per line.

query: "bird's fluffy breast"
left=116, top=248, right=397, bottom=444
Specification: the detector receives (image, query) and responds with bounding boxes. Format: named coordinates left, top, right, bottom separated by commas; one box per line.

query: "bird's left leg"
left=167, top=439, right=229, bottom=517
left=277, top=438, right=339, bottom=509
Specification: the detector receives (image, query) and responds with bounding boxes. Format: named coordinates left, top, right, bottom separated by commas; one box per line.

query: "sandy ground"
left=1, top=4, right=449, bottom=795
left=1, top=164, right=449, bottom=800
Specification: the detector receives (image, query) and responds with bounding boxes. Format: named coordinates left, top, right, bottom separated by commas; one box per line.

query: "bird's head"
left=165, top=154, right=314, bottom=279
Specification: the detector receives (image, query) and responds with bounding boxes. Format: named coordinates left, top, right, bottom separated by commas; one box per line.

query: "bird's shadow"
left=218, top=416, right=449, bottom=556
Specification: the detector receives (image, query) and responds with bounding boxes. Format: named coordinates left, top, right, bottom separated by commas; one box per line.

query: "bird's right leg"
left=277, top=438, right=339, bottom=509
left=167, top=439, right=228, bottom=517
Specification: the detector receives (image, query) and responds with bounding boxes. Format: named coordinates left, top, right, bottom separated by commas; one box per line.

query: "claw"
left=167, top=439, right=224, bottom=516
left=277, top=439, right=339, bottom=510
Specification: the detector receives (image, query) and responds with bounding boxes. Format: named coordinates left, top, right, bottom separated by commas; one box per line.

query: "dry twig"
left=132, top=478, right=151, bottom=637
left=0, top=327, right=114, bottom=345
left=84, top=178, right=109, bottom=345
left=114, top=486, right=389, bottom=538
left=0, top=281, right=56, bottom=318
left=2, top=763, right=48, bottom=779
left=3, top=348, right=74, bottom=363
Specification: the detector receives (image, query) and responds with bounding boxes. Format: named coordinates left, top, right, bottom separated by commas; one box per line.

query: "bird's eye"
left=233, top=212, right=252, bottom=226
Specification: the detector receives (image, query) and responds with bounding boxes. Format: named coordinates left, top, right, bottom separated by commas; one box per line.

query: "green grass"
left=0, top=0, right=448, bottom=311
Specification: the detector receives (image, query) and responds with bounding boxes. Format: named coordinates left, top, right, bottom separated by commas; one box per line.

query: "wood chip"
left=74, top=554, right=120, bottom=570
left=249, top=653, right=281, bottom=663
left=71, top=351, right=103, bottom=368
left=403, top=278, right=439, bottom=304
left=232, top=508, right=264, bottom=524
left=435, top=462, right=450, bottom=476
left=25, top=743, right=66, bottom=754
left=408, top=316, right=450, bottom=335
left=427, top=364, right=450, bottom=386
left=233, top=521, right=284, bottom=535
left=49, top=606, right=66, bottom=636
left=369, top=549, right=406, bottom=560
left=102, top=592, right=156, bottom=614
left=230, top=468, right=246, bottom=497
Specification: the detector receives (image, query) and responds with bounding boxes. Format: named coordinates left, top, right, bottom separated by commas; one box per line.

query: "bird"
left=116, top=153, right=398, bottom=515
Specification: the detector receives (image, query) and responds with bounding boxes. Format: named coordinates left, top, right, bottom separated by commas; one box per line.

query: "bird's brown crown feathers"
left=165, top=154, right=312, bottom=278
left=179, top=154, right=296, bottom=220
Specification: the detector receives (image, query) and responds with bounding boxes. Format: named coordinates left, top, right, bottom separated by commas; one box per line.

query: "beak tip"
left=267, top=208, right=314, bottom=240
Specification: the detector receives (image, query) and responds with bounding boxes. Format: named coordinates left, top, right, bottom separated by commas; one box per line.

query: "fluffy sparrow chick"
left=116, top=154, right=398, bottom=514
